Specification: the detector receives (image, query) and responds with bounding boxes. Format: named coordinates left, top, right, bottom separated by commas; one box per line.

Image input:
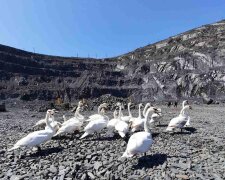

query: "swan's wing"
left=14, top=131, right=52, bottom=147
left=121, top=116, right=130, bottom=122
left=115, top=121, right=128, bottom=132
left=126, top=132, right=152, bottom=154
left=107, top=118, right=118, bottom=128
left=168, top=116, right=187, bottom=128
left=132, top=118, right=144, bottom=127
left=62, top=117, right=80, bottom=125
left=84, top=118, right=106, bottom=131
left=57, top=121, right=81, bottom=133
left=34, top=119, right=46, bottom=126
left=89, top=114, right=101, bottom=120
left=151, top=113, right=160, bottom=118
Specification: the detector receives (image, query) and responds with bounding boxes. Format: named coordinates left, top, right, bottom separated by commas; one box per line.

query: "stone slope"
left=1, top=19, right=225, bottom=102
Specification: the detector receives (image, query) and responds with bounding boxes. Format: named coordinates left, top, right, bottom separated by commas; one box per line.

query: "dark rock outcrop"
left=0, top=20, right=225, bottom=102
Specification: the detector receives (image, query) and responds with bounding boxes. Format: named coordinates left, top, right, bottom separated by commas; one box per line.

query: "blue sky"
left=0, top=0, right=224, bottom=58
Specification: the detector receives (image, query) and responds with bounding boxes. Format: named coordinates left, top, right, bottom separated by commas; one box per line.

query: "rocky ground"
left=0, top=103, right=225, bottom=180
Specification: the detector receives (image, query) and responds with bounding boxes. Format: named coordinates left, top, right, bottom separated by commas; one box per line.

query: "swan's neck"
left=142, top=104, right=149, bottom=117
left=97, top=105, right=101, bottom=114
left=118, top=106, right=122, bottom=121
left=138, top=105, right=142, bottom=118
left=180, top=106, right=188, bottom=116
left=144, top=110, right=152, bottom=133
left=128, top=104, right=132, bottom=117
left=75, top=108, right=84, bottom=120
left=45, top=113, right=54, bottom=131
left=113, top=110, right=117, bottom=119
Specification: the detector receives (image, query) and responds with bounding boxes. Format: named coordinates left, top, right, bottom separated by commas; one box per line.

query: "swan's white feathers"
left=122, top=132, right=153, bottom=157
left=9, top=129, right=54, bottom=151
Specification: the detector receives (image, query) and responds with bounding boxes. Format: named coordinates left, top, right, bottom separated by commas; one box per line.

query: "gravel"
left=0, top=103, right=225, bottom=179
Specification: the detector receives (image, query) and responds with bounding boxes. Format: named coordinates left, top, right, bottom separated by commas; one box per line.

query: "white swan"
left=33, top=109, right=60, bottom=131
left=44, top=111, right=62, bottom=132
left=115, top=105, right=129, bottom=138
left=142, top=103, right=151, bottom=117
left=106, top=109, right=119, bottom=137
left=63, top=105, right=85, bottom=123
left=9, top=109, right=56, bottom=152
left=120, top=102, right=133, bottom=122
left=182, top=100, right=191, bottom=127
left=149, top=112, right=161, bottom=124
left=80, top=108, right=109, bottom=139
left=130, top=103, right=146, bottom=132
left=166, top=105, right=192, bottom=132
left=54, top=107, right=84, bottom=136
left=87, top=103, right=108, bottom=121
left=122, top=107, right=159, bottom=158
left=149, top=108, right=162, bottom=125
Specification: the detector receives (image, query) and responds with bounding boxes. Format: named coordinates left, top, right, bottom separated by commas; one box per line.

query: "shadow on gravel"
left=152, top=133, right=160, bottom=138
left=52, top=134, right=80, bottom=140
left=28, top=147, right=63, bottom=158
left=184, top=127, right=197, bottom=133
left=84, top=135, right=121, bottom=141
left=52, top=135, right=74, bottom=140
left=156, top=124, right=168, bottom=127
left=133, top=153, right=167, bottom=169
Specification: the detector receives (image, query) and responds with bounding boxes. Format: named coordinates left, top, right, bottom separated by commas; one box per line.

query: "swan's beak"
left=189, top=106, right=192, bottom=110
left=153, top=108, right=160, bottom=114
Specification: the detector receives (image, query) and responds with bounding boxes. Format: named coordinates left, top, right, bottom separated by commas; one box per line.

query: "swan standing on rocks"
left=115, top=105, right=129, bottom=138
left=181, top=100, right=191, bottom=127
left=33, top=109, right=60, bottom=131
left=120, top=102, right=133, bottom=122
left=44, top=110, right=61, bottom=132
left=122, top=107, right=159, bottom=158
left=149, top=108, right=162, bottom=125
left=54, top=107, right=84, bottom=137
left=130, top=103, right=147, bottom=132
left=80, top=107, right=109, bottom=139
left=8, top=109, right=56, bottom=152
left=142, top=103, right=151, bottom=117
left=166, top=105, right=192, bottom=132
left=106, top=109, right=119, bottom=137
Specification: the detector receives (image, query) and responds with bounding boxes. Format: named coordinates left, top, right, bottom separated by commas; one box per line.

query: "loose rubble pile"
left=0, top=104, right=224, bottom=179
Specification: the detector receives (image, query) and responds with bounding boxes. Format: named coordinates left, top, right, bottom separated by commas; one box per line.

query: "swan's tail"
left=149, top=118, right=154, bottom=124
left=8, top=145, right=19, bottom=151
left=131, top=127, right=138, bottom=132
left=184, top=118, right=190, bottom=127
left=80, top=132, right=89, bottom=139
left=121, top=151, right=133, bottom=158
left=166, top=126, right=174, bottom=131
left=53, top=130, right=62, bottom=137
left=118, top=131, right=125, bottom=138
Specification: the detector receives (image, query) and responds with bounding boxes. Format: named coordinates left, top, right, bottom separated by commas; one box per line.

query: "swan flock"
left=8, top=100, right=193, bottom=159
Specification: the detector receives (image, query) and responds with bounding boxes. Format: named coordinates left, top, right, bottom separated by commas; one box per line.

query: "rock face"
left=1, top=20, right=225, bottom=102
